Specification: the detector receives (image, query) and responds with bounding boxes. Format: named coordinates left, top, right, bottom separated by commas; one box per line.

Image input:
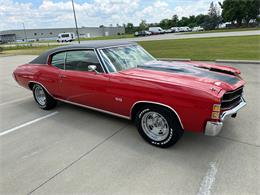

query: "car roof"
left=30, top=40, right=137, bottom=64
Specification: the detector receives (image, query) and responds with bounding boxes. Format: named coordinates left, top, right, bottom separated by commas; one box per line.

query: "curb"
left=215, top=59, right=260, bottom=64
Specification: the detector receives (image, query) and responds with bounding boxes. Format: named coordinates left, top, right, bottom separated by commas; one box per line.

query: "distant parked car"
left=134, top=31, right=152, bottom=37
left=57, top=32, right=75, bottom=42
left=164, top=29, right=173, bottom=33
left=179, top=27, right=192, bottom=32
left=171, top=27, right=180, bottom=33
left=192, top=26, right=204, bottom=32
left=148, top=27, right=165, bottom=35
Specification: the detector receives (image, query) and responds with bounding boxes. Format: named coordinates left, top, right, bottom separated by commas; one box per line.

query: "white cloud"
left=136, top=1, right=173, bottom=23
left=173, top=0, right=222, bottom=17
left=0, top=0, right=222, bottom=30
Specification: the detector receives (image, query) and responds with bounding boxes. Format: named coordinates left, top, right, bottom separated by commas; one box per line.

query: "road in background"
left=84, top=30, right=260, bottom=42
left=0, top=55, right=259, bottom=194
left=2, top=30, right=260, bottom=48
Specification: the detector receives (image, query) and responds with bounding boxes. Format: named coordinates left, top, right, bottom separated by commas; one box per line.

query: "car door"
left=59, top=49, right=110, bottom=110
left=43, top=51, right=65, bottom=98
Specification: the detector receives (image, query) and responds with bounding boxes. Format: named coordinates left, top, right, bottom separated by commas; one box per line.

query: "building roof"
left=30, top=40, right=137, bottom=64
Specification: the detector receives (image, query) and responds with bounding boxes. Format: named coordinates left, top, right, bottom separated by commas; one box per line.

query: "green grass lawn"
left=1, top=35, right=259, bottom=60
left=1, top=45, right=59, bottom=55
left=139, top=35, right=260, bottom=60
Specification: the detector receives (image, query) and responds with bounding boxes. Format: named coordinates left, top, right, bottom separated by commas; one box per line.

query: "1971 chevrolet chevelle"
left=13, top=41, right=246, bottom=147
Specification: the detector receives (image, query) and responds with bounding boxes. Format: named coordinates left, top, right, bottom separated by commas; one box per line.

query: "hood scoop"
left=137, top=62, right=240, bottom=85
left=196, top=66, right=236, bottom=76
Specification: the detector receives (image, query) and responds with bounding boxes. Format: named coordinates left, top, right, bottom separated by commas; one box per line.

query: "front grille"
left=221, top=86, right=243, bottom=110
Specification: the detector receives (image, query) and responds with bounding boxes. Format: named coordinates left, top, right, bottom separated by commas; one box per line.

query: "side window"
left=65, top=50, right=103, bottom=72
left=51, top=52, right=65, bottom=69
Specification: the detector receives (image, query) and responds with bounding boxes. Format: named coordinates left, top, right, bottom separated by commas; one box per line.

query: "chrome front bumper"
left=204, top=97, right=246, bottom=136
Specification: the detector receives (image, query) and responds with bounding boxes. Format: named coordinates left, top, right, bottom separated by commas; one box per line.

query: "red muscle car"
left=13, top=41, right=246, bottom=147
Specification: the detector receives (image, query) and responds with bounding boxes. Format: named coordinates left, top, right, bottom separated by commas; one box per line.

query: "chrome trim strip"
left=97, top=49, right=117, bottom=73
left=221, top=97, right=246, bottom=121
left=98, top=43, right=137, bottom=50
left=63, top=52, right=67, bottom=70
left=56, top=98, right=130, bottom=120
left=28, top=81, right=130, bottom=119
left=93, top=49, right=107, bottom=73
left=47, top=47, right=95, bottom=64
left=130, top=101, right=184, bottom=129
left=50, top=49, right=106, bottom=73
left=94, top=49, right=109, bottom=73
left=224, top=86, right=243, bottom=94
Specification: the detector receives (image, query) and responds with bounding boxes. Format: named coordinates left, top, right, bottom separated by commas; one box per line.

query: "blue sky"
left=0, top=0, right=222, bottom=30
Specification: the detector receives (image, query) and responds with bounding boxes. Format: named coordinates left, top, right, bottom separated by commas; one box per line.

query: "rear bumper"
left=204, top=97, right=246, bottom=136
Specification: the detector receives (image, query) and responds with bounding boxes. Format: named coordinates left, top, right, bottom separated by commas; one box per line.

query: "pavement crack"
left=28, top=124, right=127, bottom=195
left=217, top=135, right=260, bottom=148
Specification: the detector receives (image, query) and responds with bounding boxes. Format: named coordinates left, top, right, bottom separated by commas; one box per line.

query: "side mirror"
left=88, top=65, right=98, bottom=73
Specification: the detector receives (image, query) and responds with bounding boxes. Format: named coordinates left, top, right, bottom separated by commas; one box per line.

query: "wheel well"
left=131, top=102, right=183, bottom=128
left=28, top=82, right=36, bottom=90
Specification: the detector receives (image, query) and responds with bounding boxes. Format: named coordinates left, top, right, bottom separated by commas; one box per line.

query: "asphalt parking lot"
left=0, top=55, right=259, bottom=194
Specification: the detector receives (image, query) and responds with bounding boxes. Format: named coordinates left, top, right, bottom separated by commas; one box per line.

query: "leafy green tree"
left=243, top=0, right=259, bottom=25
left=195, top=14, right=208, bottom=26
left=220, top=0, right=260, bottom=26
left=178, top=17, right=190, bottom=26
left=187, top=15, right=197, bottom=27
left=139, top=20, right=148, bottom=30
left=171, top=15, right=179, bottom=27
left=126, top=23, right=134, bottom=29
left=159, top=19, right=172, bottom=29
left=125, top=23, right=135, bottom=34
left=202, top=2, right=222, bottom=30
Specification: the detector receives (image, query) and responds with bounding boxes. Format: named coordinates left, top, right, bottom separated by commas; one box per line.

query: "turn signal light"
left=211, top=112, right=220, bottom=119
left=213, top=104, right=221, bottom=112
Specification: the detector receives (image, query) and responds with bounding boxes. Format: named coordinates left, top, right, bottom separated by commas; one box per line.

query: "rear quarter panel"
left=14, top=64, right=61, bottom=98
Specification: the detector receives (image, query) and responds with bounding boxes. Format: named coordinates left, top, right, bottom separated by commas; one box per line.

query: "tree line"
left=123, top=0, right=259, bottom=33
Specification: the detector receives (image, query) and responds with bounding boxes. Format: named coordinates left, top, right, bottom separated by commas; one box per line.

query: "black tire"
left=135, top=105, right=183, bottom=148
left=32, top=84, right=57, bottom=110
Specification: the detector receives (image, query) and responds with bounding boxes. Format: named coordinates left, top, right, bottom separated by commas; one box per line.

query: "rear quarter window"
left=51, top=52, right=65, bottom=69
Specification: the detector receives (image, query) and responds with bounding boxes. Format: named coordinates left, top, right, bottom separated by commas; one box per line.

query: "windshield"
left=61, top=34, right=70, bottom=38
left=99, top=45, right=156, bottom=72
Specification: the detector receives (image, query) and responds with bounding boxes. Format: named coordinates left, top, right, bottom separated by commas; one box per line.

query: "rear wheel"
left=135, top=105, right=183, bottom=148
left=32, top=84, right=57, bottom=110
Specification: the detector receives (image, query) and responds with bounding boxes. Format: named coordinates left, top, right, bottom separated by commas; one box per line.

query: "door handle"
left=59, top=74, right=67, bottom=78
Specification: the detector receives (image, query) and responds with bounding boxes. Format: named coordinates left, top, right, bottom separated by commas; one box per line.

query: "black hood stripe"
left=137, top=63, right=240, bottom=85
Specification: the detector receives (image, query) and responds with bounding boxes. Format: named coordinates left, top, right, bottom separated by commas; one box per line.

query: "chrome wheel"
left=141, top=111, right=170, bottom=141
left=34, top=86, right=46, bottom=106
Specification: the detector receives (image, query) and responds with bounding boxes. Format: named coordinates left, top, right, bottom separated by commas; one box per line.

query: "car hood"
left=119, top=61, right=245, bottom=93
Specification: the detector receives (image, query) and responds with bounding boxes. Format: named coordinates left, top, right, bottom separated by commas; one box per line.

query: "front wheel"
left=135, top=106, right=183, bottom=148
left=33, top=84, right=57, bottom=110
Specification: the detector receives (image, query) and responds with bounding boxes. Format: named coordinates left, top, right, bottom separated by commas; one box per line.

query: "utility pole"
left=71, top=0, right=80, bottom=44
left=22, top=23, right=28, bottom=42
